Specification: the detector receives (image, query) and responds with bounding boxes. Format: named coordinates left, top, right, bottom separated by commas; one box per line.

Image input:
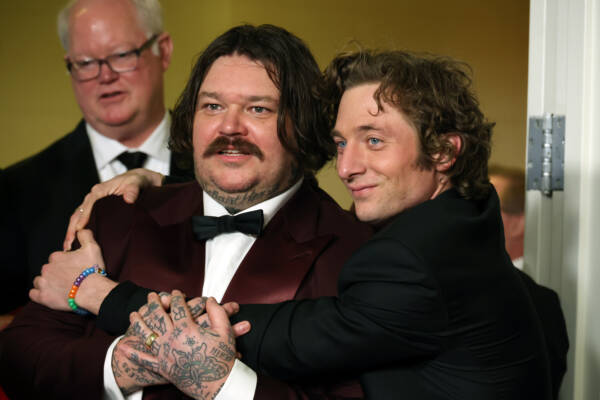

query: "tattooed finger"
left=142, top=293, right=173, bottom=335
left=170, top=289, right=192, bottom=324
left=130, top=312, right=162, bottom=356
left=196, top=314, right=212, bottom=330
left=188, top=296, right=208, bottom=319
left=158, top=291, right=171, bottom=309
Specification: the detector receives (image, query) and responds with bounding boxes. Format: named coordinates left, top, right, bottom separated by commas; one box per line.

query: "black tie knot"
left=192, top=210, right=264, bottom=240
left=116, top=151, right=148, bottom=170
left=217, top=215, right=237, bottom=234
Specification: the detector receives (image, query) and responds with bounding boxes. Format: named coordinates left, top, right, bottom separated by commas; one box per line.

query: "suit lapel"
left=28, top=121, right=99, bottom=275
left=135, top=182, right=207, bottom=296
left=59, top=121, right=100, bottom=203
left=223, top=181, right=335, bottom=303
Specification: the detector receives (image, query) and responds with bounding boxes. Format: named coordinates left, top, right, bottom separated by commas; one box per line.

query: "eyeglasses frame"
left=65, top=33, right=160, bottom=82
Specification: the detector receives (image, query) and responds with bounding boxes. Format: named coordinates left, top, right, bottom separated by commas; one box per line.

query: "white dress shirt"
left=103, top=179, right=304, bottom=400
left=512, top=256, right=524, bottom=270
left=86, top=112, right=171, bottom=182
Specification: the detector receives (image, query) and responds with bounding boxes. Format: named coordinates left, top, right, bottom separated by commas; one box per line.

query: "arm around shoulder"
left=234, top=236, right=447, bottom=381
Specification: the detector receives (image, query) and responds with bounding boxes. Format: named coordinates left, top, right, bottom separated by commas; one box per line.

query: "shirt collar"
left=86, top=112, right=170, bottom=170
left=203, top=178, right=304, bottom=228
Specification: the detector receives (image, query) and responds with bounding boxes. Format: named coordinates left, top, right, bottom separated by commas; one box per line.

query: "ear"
left=157, top=32, right=173, bottom=71
left=64, top=54, right=77, bottom=82
left=435, top=133, right=462, bottom=172
left=63, top=53, right=71, bottom=71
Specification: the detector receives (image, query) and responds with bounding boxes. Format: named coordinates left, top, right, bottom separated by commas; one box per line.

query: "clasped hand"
left=30, top=229, right=115, bottom=314
left=113, top=290, right=249, bottom=399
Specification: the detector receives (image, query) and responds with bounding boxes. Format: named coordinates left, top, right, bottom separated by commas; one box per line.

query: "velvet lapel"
left=136, top=182, right=207, bottom=295
left=222, top=181, right=335, bottom=304
left=143, top=181, right=205, bottom=227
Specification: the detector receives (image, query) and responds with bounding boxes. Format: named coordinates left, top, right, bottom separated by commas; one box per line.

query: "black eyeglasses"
left=66, top=34, right=159, bottom=81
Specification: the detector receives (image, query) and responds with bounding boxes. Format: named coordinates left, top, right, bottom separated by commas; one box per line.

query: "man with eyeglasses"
left=0, top=0, right=190, bottom=320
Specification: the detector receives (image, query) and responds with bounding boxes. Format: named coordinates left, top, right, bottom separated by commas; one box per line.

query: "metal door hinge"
left=526, top=113, right=565, bottom=196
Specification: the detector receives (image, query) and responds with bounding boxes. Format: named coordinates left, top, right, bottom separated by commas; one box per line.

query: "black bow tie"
left=116, top=151, right=148, bottom=170
left=192, top=210, right=264, bottom=240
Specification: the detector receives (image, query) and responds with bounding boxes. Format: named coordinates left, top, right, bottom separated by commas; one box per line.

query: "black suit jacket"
left=515, top=269, right=568, bottom=399
left=234, top=188, right=553, bottom=399
left=0, top=121, right=191, bottom=312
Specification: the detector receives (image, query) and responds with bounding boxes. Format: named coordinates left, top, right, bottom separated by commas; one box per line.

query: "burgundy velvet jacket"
left=0, top=179, right=372, bottom=400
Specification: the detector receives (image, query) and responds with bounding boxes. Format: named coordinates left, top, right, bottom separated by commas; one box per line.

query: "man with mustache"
left=0, top=25, right=371, bottom=399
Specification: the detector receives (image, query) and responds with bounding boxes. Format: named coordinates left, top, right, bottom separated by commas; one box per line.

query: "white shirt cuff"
left=103, top=335, right=143, bottom=400
left=103, top=338, right=254, bottom=400
left=215, top=359, right=257, bottom=400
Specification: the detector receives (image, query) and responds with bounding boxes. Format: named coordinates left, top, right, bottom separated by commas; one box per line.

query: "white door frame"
left=525, top=0, right=599, bottom=398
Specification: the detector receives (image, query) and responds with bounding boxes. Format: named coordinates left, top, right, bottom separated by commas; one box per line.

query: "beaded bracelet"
left=67, top=264, right=107, bottom=315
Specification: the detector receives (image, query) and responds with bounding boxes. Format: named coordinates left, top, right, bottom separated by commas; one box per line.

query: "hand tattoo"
left=189, top=297, right=208, bottom=318
left=173, top=326, right=183, bottom=338
left=211, top=342, right=235, bottom=362
left=166, top=342, right=229, bottom=387
left=113, top=336, right=167, bottom=394
left=150, top=315, right=168, bottom=335
left=173, top=306, right=187, bottom=321
left=142, top=302, right=159, bottom=318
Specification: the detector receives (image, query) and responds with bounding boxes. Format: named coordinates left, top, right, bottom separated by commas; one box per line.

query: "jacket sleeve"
left=86, top=195, right=155, bottom=336
left=253, top=372, right=363, bottom=399
left=0, top=196, right=144, bottom=400
left=0, top=301, right=115, bottom=400
left=96, top=281, right=153, bottom=335
left=234, top=237, right=448, bottom=381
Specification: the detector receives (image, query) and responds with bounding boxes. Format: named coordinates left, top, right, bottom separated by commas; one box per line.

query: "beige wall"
left=0, top=0, right=528, bottom=209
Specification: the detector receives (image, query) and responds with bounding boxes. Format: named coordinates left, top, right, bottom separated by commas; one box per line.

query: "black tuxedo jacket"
left=0, top=120, right=191, bottom=312
left=0, top=180, right=371, bottom=399
left=234, top=188, right=553, bottom=399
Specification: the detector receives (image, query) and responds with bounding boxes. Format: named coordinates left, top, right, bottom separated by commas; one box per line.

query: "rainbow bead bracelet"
left=67, top=264, right=107, bottom=315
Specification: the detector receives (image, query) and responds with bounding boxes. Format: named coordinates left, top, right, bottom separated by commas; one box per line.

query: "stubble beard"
left=194, top=161, right=300, bottom=214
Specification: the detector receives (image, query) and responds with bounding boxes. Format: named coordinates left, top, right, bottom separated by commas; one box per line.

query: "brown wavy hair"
left=320, top=50, right=494, bottom=199
left=170, top=24, right=334, bottom=175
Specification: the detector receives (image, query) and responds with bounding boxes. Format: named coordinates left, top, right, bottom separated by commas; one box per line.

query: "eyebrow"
left=332, top=124, right=381, bottom=137
left=197, top=91, right=279, bottom=105
left=70, top=42, right=140, bottom=59
left=357, top=124, right=382, bottom=132
left=197, top=91, right=221, bottom=103
left=247, top=95, right=278, bottom=104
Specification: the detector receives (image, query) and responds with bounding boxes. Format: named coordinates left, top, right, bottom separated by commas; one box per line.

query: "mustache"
left=202, top=136, right=265, bottom=161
